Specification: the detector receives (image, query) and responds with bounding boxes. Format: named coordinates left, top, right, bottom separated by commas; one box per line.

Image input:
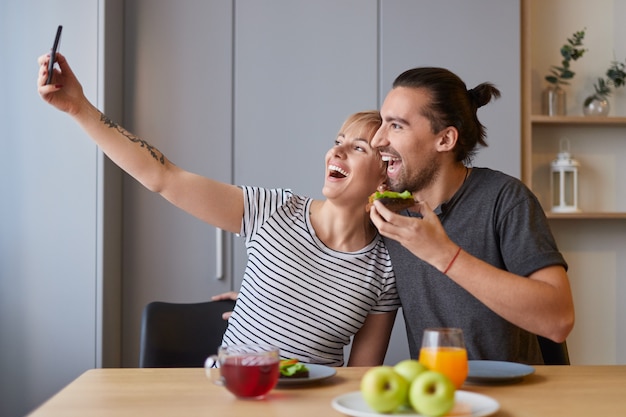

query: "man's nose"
left=371, top=126, right=387, bottom=147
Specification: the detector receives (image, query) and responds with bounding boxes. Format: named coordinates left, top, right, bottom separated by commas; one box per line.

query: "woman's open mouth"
left=328, top=164, right=349, bottom=179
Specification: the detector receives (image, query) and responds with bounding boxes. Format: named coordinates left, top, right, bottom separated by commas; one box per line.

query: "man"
left=368, top=67, right=575, bottom=364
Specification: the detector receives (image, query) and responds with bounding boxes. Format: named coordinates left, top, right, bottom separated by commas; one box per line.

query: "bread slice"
left=366, top=190, right=415, bottom=212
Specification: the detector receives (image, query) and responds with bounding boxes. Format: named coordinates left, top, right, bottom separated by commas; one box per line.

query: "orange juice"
left=419, top=346, right=468, bottom=388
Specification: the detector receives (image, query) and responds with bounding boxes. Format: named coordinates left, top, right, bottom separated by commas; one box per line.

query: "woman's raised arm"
left=38, top=52, right=243, bottom=233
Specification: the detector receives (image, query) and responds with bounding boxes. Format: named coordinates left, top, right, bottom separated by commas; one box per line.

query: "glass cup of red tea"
left=205, top=344, right=280, bottom=399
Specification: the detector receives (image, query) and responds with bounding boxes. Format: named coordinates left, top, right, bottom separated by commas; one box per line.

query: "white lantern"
left=550, top=140, right=580, bottom=213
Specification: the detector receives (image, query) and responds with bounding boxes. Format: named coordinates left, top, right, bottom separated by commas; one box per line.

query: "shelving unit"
left=531, top=115, right=626, bottom=125
left=522, top=2, right=626, bottom=219
left=521, top=0, right=626, bottom=366
left=525, top=114, right=626, bottom=218
left=546, top=212, right=626, bottom=220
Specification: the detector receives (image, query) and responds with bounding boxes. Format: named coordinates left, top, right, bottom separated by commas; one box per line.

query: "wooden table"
left=27, top=366, right=626, bottom=417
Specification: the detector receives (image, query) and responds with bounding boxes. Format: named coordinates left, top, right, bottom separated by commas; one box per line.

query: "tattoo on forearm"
left=100, top=113, right=165, bottom=165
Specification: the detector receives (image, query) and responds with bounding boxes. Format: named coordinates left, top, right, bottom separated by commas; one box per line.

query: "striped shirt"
left=221, top=187, right=400, bottom=366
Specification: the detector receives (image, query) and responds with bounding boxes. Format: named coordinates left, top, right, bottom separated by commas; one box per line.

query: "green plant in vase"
left=543, top=29, right=587, bottom=116
left=583, top=59, right=626, bottom=116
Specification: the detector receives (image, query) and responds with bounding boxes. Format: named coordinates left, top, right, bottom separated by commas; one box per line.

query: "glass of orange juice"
left=418, top=328, right=468, bottom=389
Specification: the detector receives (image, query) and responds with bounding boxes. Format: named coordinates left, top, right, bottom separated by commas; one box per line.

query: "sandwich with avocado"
left=366, top=190, right=415, bottom=212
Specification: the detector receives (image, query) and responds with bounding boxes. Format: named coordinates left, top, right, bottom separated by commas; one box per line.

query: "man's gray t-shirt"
left=386, top=167, right=567, bottom=364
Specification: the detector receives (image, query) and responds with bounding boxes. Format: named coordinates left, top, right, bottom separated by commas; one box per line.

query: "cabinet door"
left=121, top=1, right=234, bottom=366
left=380, top=0, right=521, bottom=178
left=378, top=0, right=521, bottom=364
left=232, top=0, right=404, bottom=364
left=232, top=0, right=521, bottom=366
left=232, top=0, right=379, bottom=282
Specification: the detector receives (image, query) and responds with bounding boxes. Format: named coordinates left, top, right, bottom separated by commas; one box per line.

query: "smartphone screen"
left=46, top=25, right=63, bottom=85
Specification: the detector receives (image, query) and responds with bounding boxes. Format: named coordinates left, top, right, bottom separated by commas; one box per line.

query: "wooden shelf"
left=531, top=115, right=626, bottom=125
left=546, top=212, right=626, bottom=220
left=522, top=0, right=626, bottom=220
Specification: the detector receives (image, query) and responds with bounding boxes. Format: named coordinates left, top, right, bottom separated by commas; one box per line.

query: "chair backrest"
left=538, top=335, right=570, bottom=365
left=139, top=299, right=236, bottom=368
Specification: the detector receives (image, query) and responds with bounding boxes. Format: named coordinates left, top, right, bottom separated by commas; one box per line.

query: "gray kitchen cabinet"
left=120, top=0, right=234, bottom=367
left=380, top=0, right=521, bottom=178
left=122, top=0, right=521, bottom=369
left=377, top=0, right=521, bottom=364
left=232, top=0, right=521, bottom=364
left=231, top=1, right=379, bottom=283
left=230, top=0, right=396, bottom=364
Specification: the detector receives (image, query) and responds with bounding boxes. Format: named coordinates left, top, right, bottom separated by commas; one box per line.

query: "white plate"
left=276, top=363, right=337, bottom=386
left=466, top=360, right=535, bottom=384
left=332, top=391, right=499, bottom=417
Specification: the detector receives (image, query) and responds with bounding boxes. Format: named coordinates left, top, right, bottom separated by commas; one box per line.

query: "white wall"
left=530, top=0, right=626, bottom=116
left=0, top=1, right=118, bottom=416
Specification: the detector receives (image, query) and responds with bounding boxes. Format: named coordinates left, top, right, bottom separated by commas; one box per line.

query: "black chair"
left=538, top=336, right=570, bottom=365
left=139, top=299, right=236, bottom=368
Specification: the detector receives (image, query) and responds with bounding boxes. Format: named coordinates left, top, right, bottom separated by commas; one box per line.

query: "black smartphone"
left=46, top=25, right=63, bottom=85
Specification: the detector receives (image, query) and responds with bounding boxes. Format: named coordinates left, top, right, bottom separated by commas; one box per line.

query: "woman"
left=38, top=52, right=400, bottom=366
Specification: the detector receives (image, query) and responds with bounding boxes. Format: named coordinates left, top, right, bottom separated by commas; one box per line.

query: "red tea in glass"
left=220, top=356, right=279, bottom=398
left=205, top=344, right=280, bottom=399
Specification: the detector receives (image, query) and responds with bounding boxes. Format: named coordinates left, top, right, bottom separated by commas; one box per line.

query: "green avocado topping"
left=373, top=190, right=412, bottom=200
left=280, top=362, right=309, bottom=376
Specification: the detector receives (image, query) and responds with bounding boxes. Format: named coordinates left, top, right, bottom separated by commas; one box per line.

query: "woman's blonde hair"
left=338, top=110, right=382, bottom=144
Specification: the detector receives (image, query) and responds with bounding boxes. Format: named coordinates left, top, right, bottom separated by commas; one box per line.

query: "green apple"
left=408, top=370, right=456, bottom=417
left=360, top=366, right=409, bottom=413
left=393, top=359, right=428, bottom=408
left=393, top=359, right=428, bottom=384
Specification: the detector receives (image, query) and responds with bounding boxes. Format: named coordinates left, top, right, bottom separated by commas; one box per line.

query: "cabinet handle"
left=215, top=228, right=224, bottom=280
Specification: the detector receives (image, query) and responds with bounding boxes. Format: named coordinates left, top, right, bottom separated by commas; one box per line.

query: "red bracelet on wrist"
left=443, top=246, right=462, bottom=275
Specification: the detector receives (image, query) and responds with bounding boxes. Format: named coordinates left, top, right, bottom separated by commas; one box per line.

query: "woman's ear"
left=436, top=127, right=458, bottom=152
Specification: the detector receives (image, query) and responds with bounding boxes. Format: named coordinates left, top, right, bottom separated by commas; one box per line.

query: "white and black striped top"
left=221, top=187, right=400, bottom=366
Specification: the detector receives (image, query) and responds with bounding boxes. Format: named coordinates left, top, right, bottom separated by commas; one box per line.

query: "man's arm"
left=370, top=200, right=574, bottom=343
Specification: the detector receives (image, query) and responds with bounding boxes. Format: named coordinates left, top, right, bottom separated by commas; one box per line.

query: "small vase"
left=583, top=95, right=610, bottom=116
left=542, top=86, right=566, bottom=116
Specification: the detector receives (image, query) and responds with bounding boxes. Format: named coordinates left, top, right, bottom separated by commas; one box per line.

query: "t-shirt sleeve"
left=371, top=278, right=401, bottom=313
left=369, top=239, right=402, bottom=313
left=496, top=183, right=568, bottom=276
left=239, top=186, right=294, bottom=239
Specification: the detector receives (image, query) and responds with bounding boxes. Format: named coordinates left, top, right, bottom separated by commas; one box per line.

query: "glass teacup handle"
left=204, top=355, right=224, bottom=386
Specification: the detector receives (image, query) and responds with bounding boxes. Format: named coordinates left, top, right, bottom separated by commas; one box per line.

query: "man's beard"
left=388, top=156, right=439, bottom=194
